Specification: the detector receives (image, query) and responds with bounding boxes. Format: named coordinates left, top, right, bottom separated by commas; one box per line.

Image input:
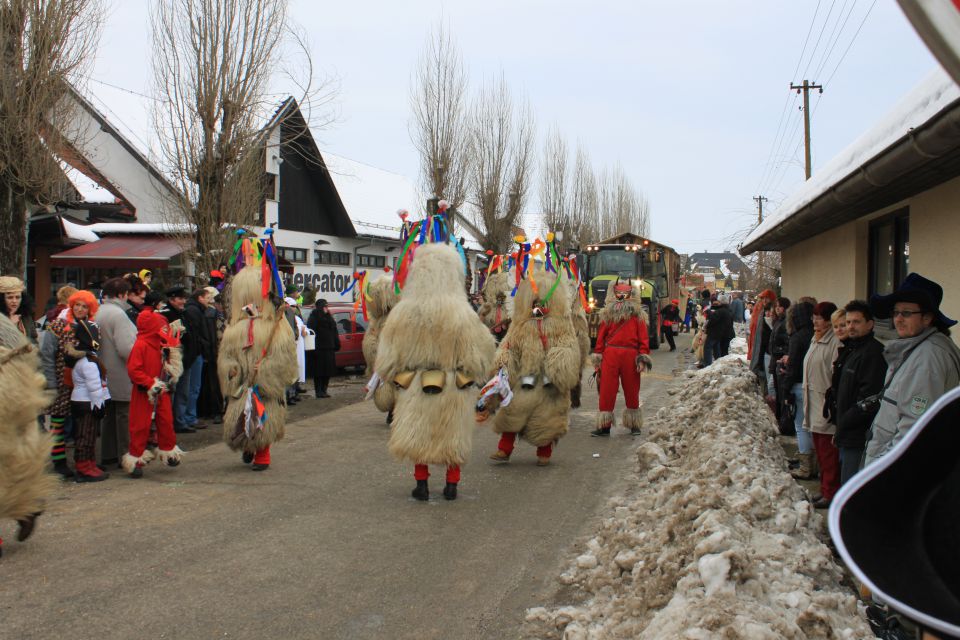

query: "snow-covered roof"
left=323, top=151, right=483, bottom=251
left=744, top=67, right=960, bottom=249
left=62, top=165, right=119, bottom=204
left=61, top=217, right=100, bottom=242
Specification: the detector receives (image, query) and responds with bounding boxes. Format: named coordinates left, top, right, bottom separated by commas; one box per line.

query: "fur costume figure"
left=218, top=266, right=299, bottom=470
left=362, top=274, right=401, bottom=417
left=484, top=264, right=582, bottom=466
left=123, top=309, right=185, bottom=478
left=592, top=279, right=651, bottom=436
left=0, top=313, right=56, bottom=556
left=477, top=271, right=513, bottom=342
left=374, top=243, right=496, bottom=501
left=567, top=276, right=592, bottom=409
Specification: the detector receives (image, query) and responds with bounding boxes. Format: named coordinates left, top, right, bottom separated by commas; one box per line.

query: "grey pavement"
left=0, top=336, right=690, bottom=640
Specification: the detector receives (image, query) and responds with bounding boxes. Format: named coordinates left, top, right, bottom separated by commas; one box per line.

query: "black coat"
left=307, top=308, right=340, bottom=377
left=180, top=300, right=214, bottom=367
left=705, top=304, right=734, bottom=341
left=782, top=302, right=813, bottom=388
left=832, top=333, right=886, bottom=449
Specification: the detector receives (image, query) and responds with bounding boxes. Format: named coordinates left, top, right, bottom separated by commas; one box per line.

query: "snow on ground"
left=524, top=358, right=872, bottom=639
left=729, top=336, right=748, bottom=355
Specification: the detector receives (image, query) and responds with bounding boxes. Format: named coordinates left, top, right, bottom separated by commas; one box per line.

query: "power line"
left=800, top=0, right=838, bottom=80
left=88, top=77, right=159, bottom=102
left=812, top=0, right=859, bottom=81
left=824, top=0, right=879, bottom=87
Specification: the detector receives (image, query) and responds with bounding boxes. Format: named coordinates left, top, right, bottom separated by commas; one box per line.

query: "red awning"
left=50, top=235, right=183, bottom=268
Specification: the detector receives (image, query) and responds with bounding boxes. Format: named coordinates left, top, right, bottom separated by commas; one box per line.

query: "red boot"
left=75, top=459, right=108, bottom=483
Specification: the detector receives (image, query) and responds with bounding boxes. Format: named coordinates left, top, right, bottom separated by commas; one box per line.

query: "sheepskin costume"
left=362, top=274, right=401, bottom=415
left=374, top=243, right=495, bottom=499
left=488, top=265, right=582, bottom=464
left=477, top=270, right=514, bottom=341
left=567, top=276, right=592, bottom=408
left=0, top=313, right=56, bottom=554
left=593, top=279, right=651, bottom=434
left=218, top=266, right=299, bottom=468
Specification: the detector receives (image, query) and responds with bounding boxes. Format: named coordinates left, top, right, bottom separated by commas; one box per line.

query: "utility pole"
left=753, top=195, right=768, bottom=288
left=790, top=80, right=823, bottom=180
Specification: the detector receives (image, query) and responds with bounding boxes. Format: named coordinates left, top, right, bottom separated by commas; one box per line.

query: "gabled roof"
left=742, top=68, right=960, bottom=254
left=689, top=252, right=746, bottom=270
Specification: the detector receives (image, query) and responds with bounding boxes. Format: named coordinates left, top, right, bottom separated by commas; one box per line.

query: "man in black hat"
left=865, top=273, right=960, bottom=466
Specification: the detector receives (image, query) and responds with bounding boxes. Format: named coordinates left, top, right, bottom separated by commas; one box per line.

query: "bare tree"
left=539, top=126, right=569, bottom=241
left=152, top=0, right=319, bottom=278
left=596, top=163, right=650, bottom=239
left=410, top=23, right=470, bottom=226
left=569, top=144, right=598, bottom=246
left=0, top=0, right=102, bottom=276
left=466, top=74, right=535, bottom=253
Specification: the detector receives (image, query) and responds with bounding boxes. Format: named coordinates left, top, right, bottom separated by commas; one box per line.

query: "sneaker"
left=590, top=428, right=611, bottom=437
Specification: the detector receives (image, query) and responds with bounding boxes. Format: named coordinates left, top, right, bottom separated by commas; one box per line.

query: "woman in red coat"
left=122, top=309, right=184, bottom=478
left=592, top=282, right=651, bottom=437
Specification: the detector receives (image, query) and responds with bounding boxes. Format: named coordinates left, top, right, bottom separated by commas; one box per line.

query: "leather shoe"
left=175, top=425, right=197, bottom=434
left=812, top=496, right=832, bottom=509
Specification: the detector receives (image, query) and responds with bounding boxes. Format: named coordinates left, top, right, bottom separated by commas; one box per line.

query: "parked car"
left=302, top=302, right=367, bottom=372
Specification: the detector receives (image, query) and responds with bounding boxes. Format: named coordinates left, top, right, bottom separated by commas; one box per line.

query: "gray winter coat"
left=96, top=298, right=137, bottom=401
left=864, top=328, right=960, bottom=464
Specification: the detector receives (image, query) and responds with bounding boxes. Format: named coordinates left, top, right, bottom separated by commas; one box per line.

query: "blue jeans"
left=793, top=384, right=812, bottom=454
left=764, top=355, right=774, bottom=395
left=839, top=446, right=864, bottom=485
left=174, top=356, right=204, bottom=428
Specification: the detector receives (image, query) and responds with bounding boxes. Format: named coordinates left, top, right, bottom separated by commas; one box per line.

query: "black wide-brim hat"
left=869, top=272, right=956, bottom=327
left=829, top=387, right=960, bottom=638
left=72, top=319, right=101, bottom=353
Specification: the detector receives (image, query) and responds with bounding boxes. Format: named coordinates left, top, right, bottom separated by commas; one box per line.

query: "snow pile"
left=729, top=336, right=748, bottom=355
left=524, top=359, right=871, bottom=639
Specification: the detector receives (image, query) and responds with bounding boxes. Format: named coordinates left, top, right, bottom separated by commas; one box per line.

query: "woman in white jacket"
left=68, top=317, right=111, bottom=483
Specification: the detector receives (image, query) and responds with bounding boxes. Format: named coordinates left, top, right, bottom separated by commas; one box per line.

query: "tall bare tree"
left=569, top=144, right=599, bottom=246
left=597, top=163, right=650, bottom=238
left=466, top=74, right=535, bottom=253
left=152, top=0, right=317, bottom=278
left=0, top=0, right=102, bottom=276
left=410, top=23, right=470, bottom=226
left=539, top=126, right=569, bottom=241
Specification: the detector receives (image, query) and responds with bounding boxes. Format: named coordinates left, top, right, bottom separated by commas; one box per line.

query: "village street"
left=0, top=339, right=690, bottom=640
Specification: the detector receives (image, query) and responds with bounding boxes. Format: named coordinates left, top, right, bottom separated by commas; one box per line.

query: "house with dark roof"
left=740, top=68, right=960, bottom=335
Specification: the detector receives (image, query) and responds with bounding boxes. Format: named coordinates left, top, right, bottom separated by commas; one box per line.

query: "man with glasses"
left=864, top=274, right=960, bottom=466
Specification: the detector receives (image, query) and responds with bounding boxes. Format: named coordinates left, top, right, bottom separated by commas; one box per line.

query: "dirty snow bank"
left=524, top=359, right=871, bottom=639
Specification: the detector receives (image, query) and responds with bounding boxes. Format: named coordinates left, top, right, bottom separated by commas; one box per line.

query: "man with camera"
left=864, top=274, right=960, bottom=467
left=831, top=300, right=885, bottom=485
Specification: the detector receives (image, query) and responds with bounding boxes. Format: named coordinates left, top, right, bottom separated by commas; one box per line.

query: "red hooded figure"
left=123, top=309, right=185, bottom=477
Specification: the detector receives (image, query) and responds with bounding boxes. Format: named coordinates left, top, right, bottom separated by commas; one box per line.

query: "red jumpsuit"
left=126, top=311, right=177, bottom=460
left=595, top=315, right=650, bottom=416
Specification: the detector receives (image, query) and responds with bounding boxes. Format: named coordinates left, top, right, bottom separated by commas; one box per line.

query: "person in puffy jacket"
left=68, top=317, right=110, bottom=483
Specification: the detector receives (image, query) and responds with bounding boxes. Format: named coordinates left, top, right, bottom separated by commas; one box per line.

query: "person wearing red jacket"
left=122, top=309, right=184, bottom=478
left=592, top=281, right=651, bottom=437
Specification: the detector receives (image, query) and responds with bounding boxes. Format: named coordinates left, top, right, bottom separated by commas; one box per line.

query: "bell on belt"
left=393, top=371, right=415, bottom=389
left=521, top=375, right=536, bottom=390
left=455, top=371, right=474, bottom=389
left=421, top=370, right=446, bottom=394
left=542, top=375, right=553, bottom=388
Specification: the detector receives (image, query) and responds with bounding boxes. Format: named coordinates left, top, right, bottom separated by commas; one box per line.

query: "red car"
left=303, top=303, right=368, bottom=371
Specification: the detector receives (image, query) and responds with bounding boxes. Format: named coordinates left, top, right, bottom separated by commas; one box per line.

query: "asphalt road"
left=0, top=337, right=690, bottom=640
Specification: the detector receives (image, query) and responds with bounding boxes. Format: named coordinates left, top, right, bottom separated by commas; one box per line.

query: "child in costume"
left=123, top=308, right=184, bottom=477
left=218, top=265, right=299, bottom=471
left=483, top=261, right=582, bottom=466
left=0, top=313, right=57, bottom=557
left=592, top=280, right=652, bottom=436
left=374, top=243, right=496, bottom=501
left=67, top=314, right=111, bottom=482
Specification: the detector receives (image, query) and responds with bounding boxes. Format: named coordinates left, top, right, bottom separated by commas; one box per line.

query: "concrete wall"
left=779, top=175, right=960, bottom=342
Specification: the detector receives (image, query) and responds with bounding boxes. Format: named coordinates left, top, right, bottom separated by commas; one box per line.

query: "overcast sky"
left=90, top=1, right=939, bottom=255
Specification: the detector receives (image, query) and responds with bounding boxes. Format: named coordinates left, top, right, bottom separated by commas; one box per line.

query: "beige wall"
left=779, top=175, right=960, bottom=343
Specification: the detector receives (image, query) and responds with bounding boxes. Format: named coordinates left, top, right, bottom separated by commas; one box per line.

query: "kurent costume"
left=0, top=313, right=57, bottom=557
left=122, top=309, right=185, bottom=477
left=486, top=259, right=582, bottom=466
left=363, top=274, right=400, bottom=421
left=218, top=263, right=299, bottom=471
left=374, top=242, right=496, bottom=501
left=566, top=271, right=592, bottom=409
left=592, top=280, right=651, bottom=436
left=477, top=270, right=514, bottom=343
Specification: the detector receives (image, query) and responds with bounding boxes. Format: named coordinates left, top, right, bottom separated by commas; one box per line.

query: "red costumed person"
left=592, top=280, right=652, bottom=437
left=122, top=309, right=184, bottom=477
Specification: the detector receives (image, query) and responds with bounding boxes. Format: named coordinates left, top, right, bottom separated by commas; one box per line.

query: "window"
left=277, top=246, right=307, bottom=263
left=869, top=209, right=910, bottom=297
left=333, top=311, right=367, bottom=334
left=314, top=250, right=351, bottom=266
left=357, top=254, right=386, bottom=268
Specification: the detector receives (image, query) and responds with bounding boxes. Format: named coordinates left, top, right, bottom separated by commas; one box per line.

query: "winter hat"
left=671, top=298, right=679, bottom=305
left=829, top=386, right=960, bottom=639
left=870, top=272, right=956, bottom=327
left=0, top=275, right=25, bottom=294
left=72, top=319, right=101, bottom=353
left=138, top=269, right=152, bottom=281
left=283, top=296, right=298, bottom=307
left=203, top=286, right=219, bottom=299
